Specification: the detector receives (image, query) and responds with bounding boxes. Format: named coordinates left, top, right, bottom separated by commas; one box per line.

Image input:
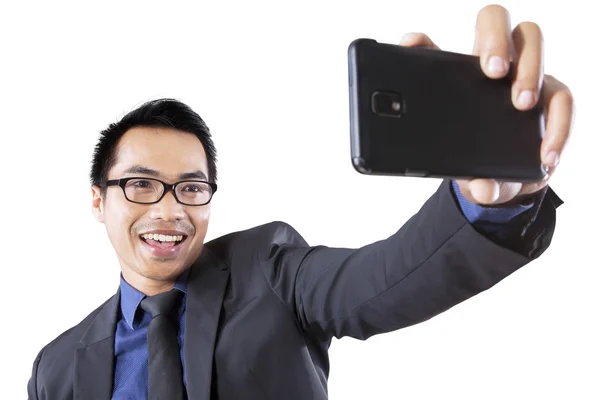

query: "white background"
left=1, top=0, right=597, bottom=398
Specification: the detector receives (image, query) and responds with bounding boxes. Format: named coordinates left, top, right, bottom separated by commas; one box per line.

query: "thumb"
left=467, top=179, right=500, bottom=204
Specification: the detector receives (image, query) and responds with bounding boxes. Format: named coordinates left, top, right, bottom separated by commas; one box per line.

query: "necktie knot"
left=140, top=289, right=183, bottom=318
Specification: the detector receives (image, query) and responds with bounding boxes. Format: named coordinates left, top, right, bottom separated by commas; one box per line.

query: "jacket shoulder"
left=205, top=220, right=309, bottom=256
left=33, top=295, right=115, bottom=368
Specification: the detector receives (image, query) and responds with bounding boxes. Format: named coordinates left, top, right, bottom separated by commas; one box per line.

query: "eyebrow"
left=122, top=165, right=208, bottom=181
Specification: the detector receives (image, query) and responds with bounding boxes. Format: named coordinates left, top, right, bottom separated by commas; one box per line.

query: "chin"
left=142, top=262, right=187, bottom=281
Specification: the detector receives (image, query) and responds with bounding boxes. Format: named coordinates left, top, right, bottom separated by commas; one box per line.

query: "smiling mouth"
left=140, top=233, right=187, bottom=248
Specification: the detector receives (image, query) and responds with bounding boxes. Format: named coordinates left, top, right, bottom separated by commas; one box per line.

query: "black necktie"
left=140, top=289, right=186, bottom=400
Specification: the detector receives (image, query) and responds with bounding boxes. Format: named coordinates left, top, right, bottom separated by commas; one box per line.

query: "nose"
left=148, top=190, right=186, bottom=221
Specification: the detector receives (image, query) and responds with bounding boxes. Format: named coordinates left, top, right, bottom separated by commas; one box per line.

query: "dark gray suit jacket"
left=27, top=180, right=562, bottom=399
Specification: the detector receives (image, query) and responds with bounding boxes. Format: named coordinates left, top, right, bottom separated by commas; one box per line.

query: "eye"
left=182, top=184, right=204, bottom=193
left=125, top=179, right=157, bottom=191
left=133, top=180, right=152, bottom=188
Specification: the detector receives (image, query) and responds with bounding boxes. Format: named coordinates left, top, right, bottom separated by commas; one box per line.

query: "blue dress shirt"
left=111, top=181, right=543, bottom=399
left=111, top=270, right=190, bottom=399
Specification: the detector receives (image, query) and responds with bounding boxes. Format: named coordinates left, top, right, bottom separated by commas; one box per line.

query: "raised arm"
left=263, top=179, right=561, bottom=341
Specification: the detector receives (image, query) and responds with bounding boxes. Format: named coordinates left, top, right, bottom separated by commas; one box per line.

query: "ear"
left=91, top=185, right=105, bottom=223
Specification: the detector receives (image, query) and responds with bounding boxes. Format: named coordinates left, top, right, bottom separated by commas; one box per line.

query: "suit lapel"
left=184, top=246, right=230, bottom=400
left=74, top=290, right=120, bottom=400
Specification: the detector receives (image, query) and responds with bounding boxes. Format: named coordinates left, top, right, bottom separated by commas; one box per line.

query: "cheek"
left=190, top=207, right=211, bottom=237
left=103, top=200, right=142, bottom=240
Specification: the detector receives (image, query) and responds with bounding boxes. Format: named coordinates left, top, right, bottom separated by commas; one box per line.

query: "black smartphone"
left=348, top=38, right=548, bottom=182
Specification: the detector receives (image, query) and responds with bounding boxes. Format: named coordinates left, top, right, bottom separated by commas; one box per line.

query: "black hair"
left=90, top=98, right=217, bottom=193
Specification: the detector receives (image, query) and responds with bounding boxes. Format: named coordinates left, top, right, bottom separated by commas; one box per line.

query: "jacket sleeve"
left=27, top=348, right=43, bottom=400
left=262, top=179, right=562, bottom=341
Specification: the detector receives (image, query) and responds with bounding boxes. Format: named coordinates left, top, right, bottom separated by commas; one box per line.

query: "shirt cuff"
left=451, top=180, right=535, bottom=224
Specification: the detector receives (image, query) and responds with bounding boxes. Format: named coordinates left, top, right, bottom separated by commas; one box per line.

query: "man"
left=27, top=5, right=573, bottom=400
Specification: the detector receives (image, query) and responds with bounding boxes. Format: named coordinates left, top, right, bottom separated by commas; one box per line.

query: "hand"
left=399, top=4, right=575, bottom=206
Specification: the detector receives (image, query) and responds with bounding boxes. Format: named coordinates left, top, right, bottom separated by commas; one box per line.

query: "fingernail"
left=544, top=151, right=560, bottom=167
left=487, top=56, right=508, bottom=75
left=517, top=90, right=535, bottom=108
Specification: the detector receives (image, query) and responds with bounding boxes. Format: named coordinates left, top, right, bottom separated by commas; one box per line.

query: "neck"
left=121, top=268, right=177, bottom=296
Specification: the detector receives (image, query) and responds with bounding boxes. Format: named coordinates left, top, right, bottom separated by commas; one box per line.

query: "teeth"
left=141, top=233, right=184, bottom=242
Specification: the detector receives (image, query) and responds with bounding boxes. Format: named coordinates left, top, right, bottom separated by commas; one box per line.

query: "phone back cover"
left=348, top=39, right=547, bottom=182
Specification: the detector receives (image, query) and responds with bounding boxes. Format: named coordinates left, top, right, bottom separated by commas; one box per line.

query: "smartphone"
left=348, top=38, right=548, bottom=182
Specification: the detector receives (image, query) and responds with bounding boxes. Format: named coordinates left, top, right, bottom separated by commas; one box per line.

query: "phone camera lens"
left=371, top=91, right=403, bottom=118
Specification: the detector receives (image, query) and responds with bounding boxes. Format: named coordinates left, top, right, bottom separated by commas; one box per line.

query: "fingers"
left=399, top=32, right=440, bottom=49
left=541, top=75, right=575, bottom=168
left=473, top=4, right=512, bottom=79
left=511, top=22, right=545, bottom=110
left=473, top=5, right=545, bottom=112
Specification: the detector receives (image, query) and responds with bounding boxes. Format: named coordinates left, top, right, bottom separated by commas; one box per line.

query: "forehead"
left=111, top=127, right=208, bottom=179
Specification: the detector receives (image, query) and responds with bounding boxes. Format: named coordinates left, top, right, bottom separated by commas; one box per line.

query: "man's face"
left=92, top=127, right=211, bottom=286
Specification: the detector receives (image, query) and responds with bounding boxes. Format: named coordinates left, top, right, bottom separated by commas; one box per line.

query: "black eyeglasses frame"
left=104, top=177, right=217, bottom=206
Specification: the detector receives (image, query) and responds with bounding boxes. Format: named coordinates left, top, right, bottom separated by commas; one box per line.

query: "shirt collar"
left=119, top=268, right=190, bottom=330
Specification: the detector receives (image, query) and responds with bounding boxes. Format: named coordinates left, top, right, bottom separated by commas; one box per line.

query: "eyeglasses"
left=105, top=177, right=217, bottom=206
